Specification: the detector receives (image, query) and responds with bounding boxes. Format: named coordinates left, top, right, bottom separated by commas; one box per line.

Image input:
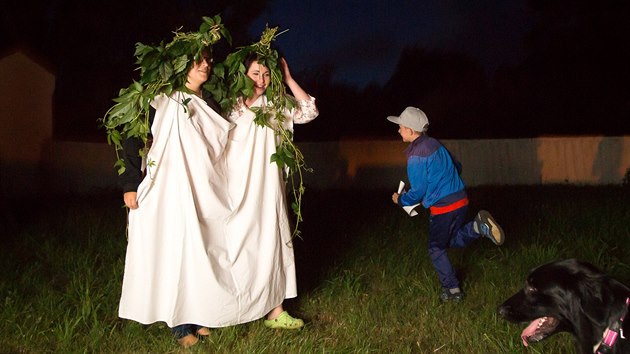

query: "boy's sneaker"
left=475, top=210, right=505, bottom=245
left=440, top=288, right=465, bottom=302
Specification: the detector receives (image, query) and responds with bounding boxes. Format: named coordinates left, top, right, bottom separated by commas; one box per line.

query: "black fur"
left=498, top=259, right=630, bottom=354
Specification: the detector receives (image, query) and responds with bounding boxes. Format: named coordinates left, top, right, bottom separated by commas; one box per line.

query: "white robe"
left=119, top=92, right=239, bottom=327
left=222, top=96, right=318, bottom=322
left=118, top=92, right=317, bottom=328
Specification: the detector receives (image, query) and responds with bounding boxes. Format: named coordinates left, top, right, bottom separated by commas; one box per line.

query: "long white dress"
left=118, top=92, right=318, bottom=328
left=222, top=95, right=318, bottom=322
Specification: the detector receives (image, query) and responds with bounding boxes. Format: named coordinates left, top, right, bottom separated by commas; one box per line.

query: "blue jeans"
left=171, top=324, right=202, bottom=339
left=427, top=206, right=480, bottom=289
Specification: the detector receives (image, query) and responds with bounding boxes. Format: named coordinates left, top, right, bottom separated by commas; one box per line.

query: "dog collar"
left=595, top=297, right=629, bottom=354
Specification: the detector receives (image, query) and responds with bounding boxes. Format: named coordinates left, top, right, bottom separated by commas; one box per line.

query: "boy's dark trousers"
left=427, top=206, right=480, bottom=289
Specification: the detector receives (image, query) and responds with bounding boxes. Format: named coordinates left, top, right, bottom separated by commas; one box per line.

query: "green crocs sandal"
left=264, top=311, right=304, bottom=329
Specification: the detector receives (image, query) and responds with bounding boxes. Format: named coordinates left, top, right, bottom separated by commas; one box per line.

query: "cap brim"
left=387, top=116, right=401, bottom=124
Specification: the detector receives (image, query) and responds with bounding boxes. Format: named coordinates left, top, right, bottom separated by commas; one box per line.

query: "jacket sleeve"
left=118, top=107, right=155, bottom=193
left=399, top=156, right=428, bottom=206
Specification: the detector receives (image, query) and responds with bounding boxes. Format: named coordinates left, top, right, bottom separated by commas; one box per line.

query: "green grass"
left=0, top=186, right=629, bottom=353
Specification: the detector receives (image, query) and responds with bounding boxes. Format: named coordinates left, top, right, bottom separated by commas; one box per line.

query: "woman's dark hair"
left=243, top=52, right=260, bottom=72
left=195, top=46, right=213, bottom=64
left=243, top=48, right=285, bottom=71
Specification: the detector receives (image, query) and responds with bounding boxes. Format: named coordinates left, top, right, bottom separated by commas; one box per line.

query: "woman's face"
left=246, top=60, right=270, bottom=98
left=187, top=54, right=212, bottom=87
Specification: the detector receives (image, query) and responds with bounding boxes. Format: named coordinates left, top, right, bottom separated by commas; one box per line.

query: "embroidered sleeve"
left=292, top=96, right=318, bottom=124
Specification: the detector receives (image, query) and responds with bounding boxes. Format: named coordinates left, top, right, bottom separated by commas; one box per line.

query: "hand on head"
left=279, top=58, right=292, bottom=83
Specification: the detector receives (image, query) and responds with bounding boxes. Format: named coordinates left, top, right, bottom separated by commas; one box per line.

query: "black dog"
left=498, top=259, right=630, bottom=354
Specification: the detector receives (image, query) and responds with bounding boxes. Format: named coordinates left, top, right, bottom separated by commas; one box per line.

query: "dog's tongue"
left=520, top=318, right=545, bottom=347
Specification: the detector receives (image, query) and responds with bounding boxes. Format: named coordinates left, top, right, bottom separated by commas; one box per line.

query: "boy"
left=388, top=107, right=504, bottom=302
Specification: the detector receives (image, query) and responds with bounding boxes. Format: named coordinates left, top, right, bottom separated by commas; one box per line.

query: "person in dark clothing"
left=388, top=107, right=505, bottom=302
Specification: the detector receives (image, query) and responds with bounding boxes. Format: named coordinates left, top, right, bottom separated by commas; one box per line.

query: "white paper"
left=397, top=181, right=420, bottom=217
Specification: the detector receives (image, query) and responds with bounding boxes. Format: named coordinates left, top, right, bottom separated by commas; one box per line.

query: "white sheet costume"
left=119, top=92, right=317, bottom=328
left=222, top=95, right=318, bottom=321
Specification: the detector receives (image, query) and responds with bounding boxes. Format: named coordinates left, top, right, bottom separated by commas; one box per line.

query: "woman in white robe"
left=118, top=54, right=234, bottom=347
left=223, top=54, right=318, bottom=329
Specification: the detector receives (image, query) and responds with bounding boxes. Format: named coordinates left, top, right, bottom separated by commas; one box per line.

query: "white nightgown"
left=222, top=95, right=318, bottom=323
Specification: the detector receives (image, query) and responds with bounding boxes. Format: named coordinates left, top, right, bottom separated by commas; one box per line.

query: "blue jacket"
left=399, top=135, right=467, bottom=208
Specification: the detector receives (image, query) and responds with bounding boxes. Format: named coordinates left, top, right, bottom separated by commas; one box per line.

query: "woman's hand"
left=279, top=57, right=309, bottom=101
left=279, top=57, right=292, bottom=84
left=124, top=191, right=139, bottom=209
left=392, top=192, right=400, bottom=205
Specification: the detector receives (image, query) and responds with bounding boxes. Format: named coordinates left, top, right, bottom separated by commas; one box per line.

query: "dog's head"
left=497, top=259, right=613, bottom=348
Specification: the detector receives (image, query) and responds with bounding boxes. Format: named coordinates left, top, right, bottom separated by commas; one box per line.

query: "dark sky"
left=248, top=0, right=532, bottom=87
left=2, top=0, right=629, bottom=139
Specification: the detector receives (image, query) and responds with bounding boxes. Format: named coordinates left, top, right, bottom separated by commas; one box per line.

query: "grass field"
left=1, top=185, right=628, bottom=353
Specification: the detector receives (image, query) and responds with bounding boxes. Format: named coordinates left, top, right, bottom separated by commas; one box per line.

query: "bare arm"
left=280, top=58, right=309, bottom=101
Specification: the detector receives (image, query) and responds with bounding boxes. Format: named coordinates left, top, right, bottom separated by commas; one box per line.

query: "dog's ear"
left=570, top=264, right=611, bottom=327
left=576, top=278, right=606, bottom=324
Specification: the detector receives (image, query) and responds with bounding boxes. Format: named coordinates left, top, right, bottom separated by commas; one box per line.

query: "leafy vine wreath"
left=101, top=17, right=310, bottom=238
left=100, top=15, right=230, bottom=174
left=206, top=26, right=312, bottom=239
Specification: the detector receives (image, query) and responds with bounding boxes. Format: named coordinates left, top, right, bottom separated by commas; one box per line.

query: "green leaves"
left=101, top=15, right=229, bottom=173
left=215, top=26, right=309, bottom=238
left=101, top=18, right=311, bottom=239
left=158, top=61, right=173, bottom=81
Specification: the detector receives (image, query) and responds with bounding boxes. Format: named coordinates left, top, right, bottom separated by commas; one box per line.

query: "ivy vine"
left=100, top=18, right=310, bottom=238
left=206, top=26, right=311, bottom=238
left=100, top=15, right=230, bottom=174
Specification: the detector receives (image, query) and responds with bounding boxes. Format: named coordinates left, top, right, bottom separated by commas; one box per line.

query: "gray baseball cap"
left=387, top=107, right=429, bottom=132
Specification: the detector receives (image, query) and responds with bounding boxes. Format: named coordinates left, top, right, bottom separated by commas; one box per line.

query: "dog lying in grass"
left=498, top=259, right=630, bottom=354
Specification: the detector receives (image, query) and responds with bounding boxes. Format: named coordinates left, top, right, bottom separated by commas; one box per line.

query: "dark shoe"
left=440, top=288, right=465, bottom=302
left=475, top=210, right=505, bottom=245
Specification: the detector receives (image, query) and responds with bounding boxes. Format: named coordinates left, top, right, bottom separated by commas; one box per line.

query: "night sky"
left=2, top=0, right=629, bottom=140
left=250, top=0, right=532, bottom=87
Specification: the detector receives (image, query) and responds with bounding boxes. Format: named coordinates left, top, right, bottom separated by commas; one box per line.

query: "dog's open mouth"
left=520, top=316, right=559, bottom=346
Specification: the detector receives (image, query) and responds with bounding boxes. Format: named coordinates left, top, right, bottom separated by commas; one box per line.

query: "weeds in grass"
left=0, top=187, right=628, bottom=353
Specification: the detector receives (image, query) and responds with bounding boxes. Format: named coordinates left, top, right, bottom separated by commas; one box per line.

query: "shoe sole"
left=440, top=294, right=465, bottom=303
left=477, top=210, right=505, bottom=245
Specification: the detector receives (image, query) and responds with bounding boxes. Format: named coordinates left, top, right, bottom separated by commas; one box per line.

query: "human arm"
left=392, top=192, right=400, bottom=204
left=280, top=58, right=308, bottom=101
left=119, top=107, right=155, bottom=209
left=280, top=58, right=318, bottom=124
left=398, top=156, right=428, bottom=206
left=119, top=135, right=143, bottom=210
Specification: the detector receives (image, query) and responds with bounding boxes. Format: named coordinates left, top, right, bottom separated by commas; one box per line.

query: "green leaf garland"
left=100, top=15, right=230, bottom=174
left=206, top=26, right=311, bottom=239
left=101, top=19, right=310, bottom=239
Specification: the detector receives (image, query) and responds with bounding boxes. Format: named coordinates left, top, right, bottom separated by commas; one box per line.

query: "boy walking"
left=388, top=107, right=504, bottom=302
